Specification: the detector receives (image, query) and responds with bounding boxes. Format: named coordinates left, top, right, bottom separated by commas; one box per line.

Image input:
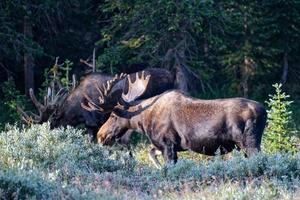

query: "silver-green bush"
left=0, top=124, right=299, bottom=199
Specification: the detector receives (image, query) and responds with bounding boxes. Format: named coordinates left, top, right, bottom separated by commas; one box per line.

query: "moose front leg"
left=149, top=147, right=162, bottom=169
left=86, top=126, right=98, bottom=142
left=149, top=138, right=178, bottom=167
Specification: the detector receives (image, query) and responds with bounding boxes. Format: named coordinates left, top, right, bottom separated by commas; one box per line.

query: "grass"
left=0, top=123, right=300, bottom=199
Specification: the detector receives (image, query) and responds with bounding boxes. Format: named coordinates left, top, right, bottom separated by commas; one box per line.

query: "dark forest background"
left=0, top=0, right=299, bottom=126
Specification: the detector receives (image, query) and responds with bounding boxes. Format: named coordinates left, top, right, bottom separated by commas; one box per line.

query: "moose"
left=18, top=68, right=175, bottom=141
left=96, top=72, right=267, bottom=167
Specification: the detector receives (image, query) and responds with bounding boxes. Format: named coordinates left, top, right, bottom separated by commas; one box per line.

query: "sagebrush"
left=0, top=124, right=300, bottom=199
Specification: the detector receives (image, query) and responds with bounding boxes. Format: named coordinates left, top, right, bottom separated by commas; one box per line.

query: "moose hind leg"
left=244, top=119, right=263, bottom=156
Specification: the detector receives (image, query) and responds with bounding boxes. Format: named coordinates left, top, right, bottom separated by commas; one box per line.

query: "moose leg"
left=116, top=130, right=133, bottom=157
left=149, top=147, right=162, bottom=169
left=162, top=140, right=178, bottom=165
left=86, top=126, right=98, bottom=142
left=243, top=119, right=263, bottom=157
left=117, top=130, right=133, bottom=146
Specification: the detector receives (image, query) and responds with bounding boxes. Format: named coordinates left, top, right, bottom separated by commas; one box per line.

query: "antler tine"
left=81, top=102, right=104, bottom=112
left=50, top=81, right=55, bottom=102
left=44, top=87, right=51, bottom=106
left=29, top=88, right=46, bottom=112
left=82, top=72, right=127, bottom=113
left=121, top=71, right=151, bottom=103
left=99, top=73, right=127, bottom=104
left=81, top=93, right=105, bottom=112
left=49, top=88, right=68, bottom=108
left=17, top=107, right=40, bottom=125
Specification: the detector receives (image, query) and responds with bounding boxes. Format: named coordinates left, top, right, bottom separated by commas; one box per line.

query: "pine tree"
left=263, top=83, right=297, bottom=154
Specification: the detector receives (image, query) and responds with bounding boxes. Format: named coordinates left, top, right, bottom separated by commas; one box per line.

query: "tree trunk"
left=241, top=57, right=252, bottom=98
left=241, top=9, right=250, bottom=98
left=203, top=39, right=208, bottom=57
left=24, top=16, right=34, bottom=96
left=175, top=64, right=189, bottom=93
left=281, top=52, right=288, bottom=84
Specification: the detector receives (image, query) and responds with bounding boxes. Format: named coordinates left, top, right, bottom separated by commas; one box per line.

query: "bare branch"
left=80, top=58, right=94, bottom=68
left=72, top=74, right=77, bottom=90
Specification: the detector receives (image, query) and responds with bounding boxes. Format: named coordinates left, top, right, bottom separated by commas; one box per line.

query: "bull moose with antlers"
left=96, top=72, right=267, bottom=167
left=19, top=68, right=175, bottom=141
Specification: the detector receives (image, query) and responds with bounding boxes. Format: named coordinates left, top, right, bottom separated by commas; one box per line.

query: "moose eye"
left=111, top=114, right=117, bottom=119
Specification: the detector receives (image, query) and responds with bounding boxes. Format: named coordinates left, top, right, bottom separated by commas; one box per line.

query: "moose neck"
left=123, top=95, right=161, bottom=134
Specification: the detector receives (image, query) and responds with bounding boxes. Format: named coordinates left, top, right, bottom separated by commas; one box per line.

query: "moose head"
left=18, top=86, right=68, bottom=125
left=93, top=71, right=151, bottom=144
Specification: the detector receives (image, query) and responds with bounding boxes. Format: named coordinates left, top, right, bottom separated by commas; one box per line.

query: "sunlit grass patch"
left=133, top=143, right=242, bottom=168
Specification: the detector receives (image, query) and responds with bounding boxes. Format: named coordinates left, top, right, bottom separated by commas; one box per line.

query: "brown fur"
left=97, top=90, right=267, bottom=164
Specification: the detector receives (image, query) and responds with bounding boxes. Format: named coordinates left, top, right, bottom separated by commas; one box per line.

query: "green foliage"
left=98, top=0, right=224, bottom=69
left=1, top=0, right=300, bottom=102
left=0, top=78, right=29, bottom=130
left=95, top=0, right=300, bottom=98
left=60, top=59, right=74, bottom=90
left=42, top=58, right=75, bottom=95
left=0, top=0, right=102, bottom=85
left=263, top=83, right=298, bottom=154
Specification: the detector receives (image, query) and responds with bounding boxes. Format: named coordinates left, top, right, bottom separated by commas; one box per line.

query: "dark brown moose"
left=19, top=68, right=175, bottom=141
left=96, top=73, right=267, bottom=167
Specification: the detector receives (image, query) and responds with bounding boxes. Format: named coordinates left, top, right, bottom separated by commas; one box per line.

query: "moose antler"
left=18, top=87, right=68, bottom=125
left=122, top=71, right=151, bottom=103
left=81, top=73, right=127, bottom=112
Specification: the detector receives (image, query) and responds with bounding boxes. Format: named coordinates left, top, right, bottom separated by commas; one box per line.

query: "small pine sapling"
left=263, top=83, right=298, bottom=154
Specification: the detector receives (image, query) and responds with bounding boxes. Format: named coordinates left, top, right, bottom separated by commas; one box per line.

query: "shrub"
left=0, top=123, right=134, bottom=173
left=0, top=124, right=134, bottom=199
left=263, top=83, right=298, bottom=154
left=0, top=124, right=299, bottom=199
